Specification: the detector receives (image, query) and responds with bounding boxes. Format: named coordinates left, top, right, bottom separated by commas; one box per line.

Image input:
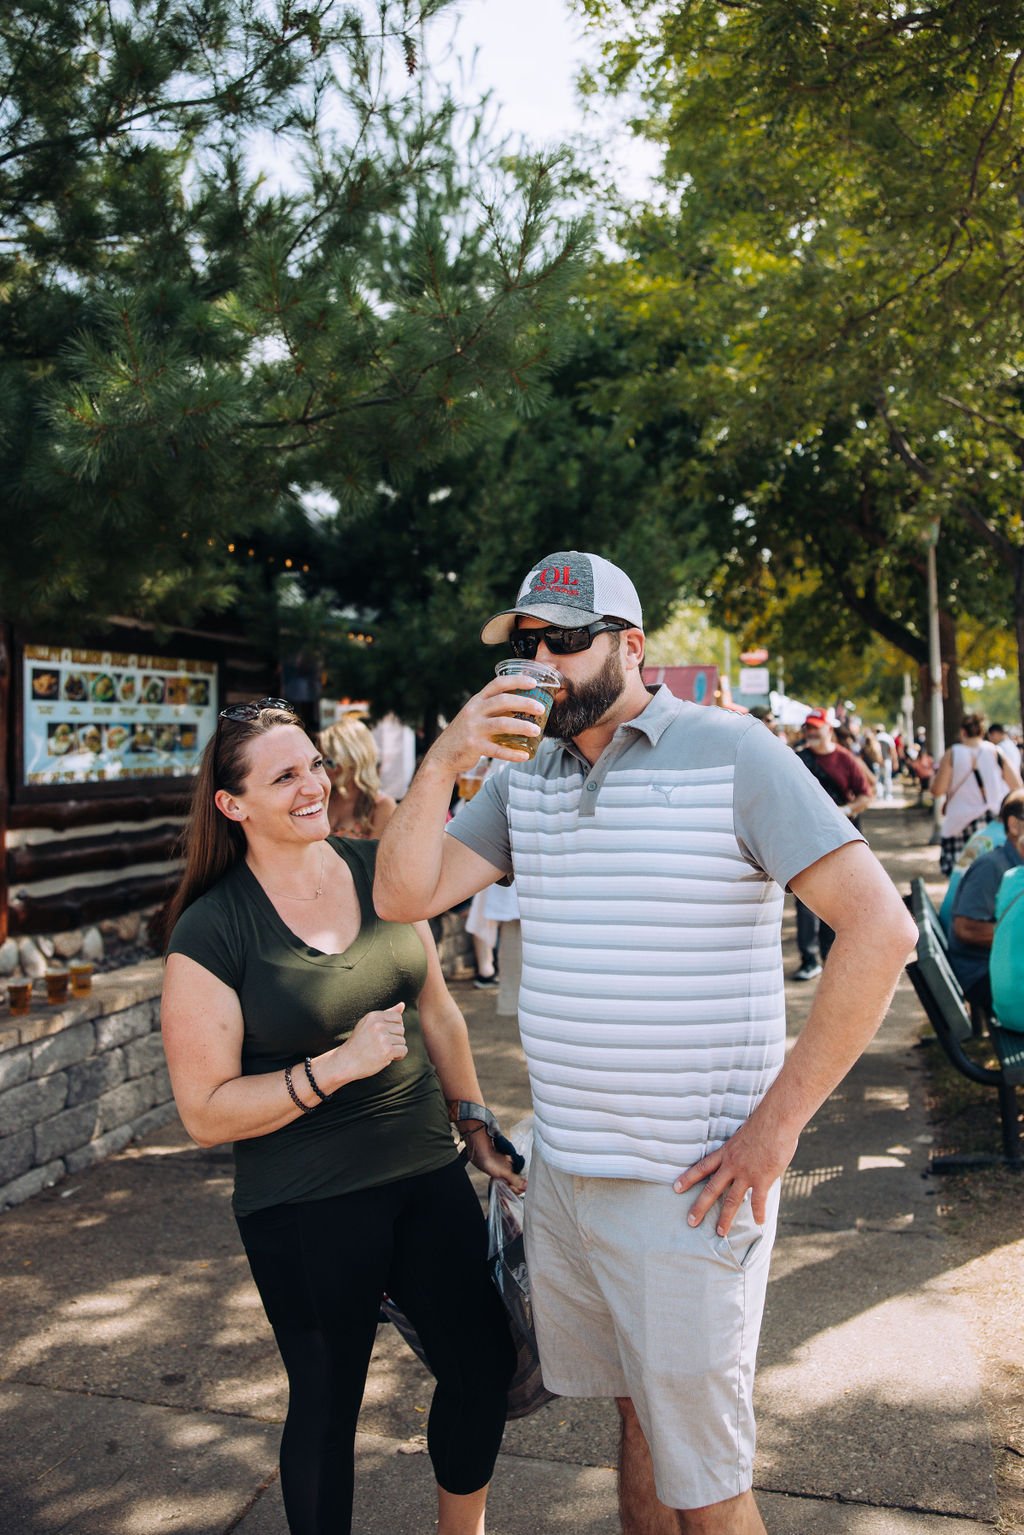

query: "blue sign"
left=693, top=670, right=708, bottom=704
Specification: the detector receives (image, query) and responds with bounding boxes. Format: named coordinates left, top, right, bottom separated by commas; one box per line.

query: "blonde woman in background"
left=319, top=718, right=397, bottom=839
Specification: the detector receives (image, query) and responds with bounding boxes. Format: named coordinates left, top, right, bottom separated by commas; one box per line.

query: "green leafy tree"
left=578, top=0, right=1024, bottom=726
left=1, top=0, right=586, bottom=632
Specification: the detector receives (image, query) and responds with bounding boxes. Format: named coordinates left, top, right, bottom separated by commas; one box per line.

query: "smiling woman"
left=156, top=699, right=523, bottom=1535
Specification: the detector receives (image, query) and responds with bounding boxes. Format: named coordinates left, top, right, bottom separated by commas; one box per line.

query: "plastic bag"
left=487, top=1116, right=556, bottom=1419
left=381, top=1115, right=555, bottom=1421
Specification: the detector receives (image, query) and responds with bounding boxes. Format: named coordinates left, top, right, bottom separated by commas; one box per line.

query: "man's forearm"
left=376, top=672, right=541, bottom=920
left=375, top=755, right=455, bottom=920
left=952, top=916, right=994, bottom=949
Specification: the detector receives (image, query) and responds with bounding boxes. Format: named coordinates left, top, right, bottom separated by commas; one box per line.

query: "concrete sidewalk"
left=0, top=803, right=1003, bottom=1533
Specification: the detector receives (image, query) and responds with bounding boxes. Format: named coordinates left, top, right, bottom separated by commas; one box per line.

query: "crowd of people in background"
left=750, top=707, right=1023, bottom=813
left=750, top=703, right=1024, bottom=993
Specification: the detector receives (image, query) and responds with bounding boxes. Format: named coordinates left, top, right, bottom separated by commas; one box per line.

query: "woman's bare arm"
left=413, top=922, right=525, bottom=1190
left=161, top=954, right=407, bottom=1147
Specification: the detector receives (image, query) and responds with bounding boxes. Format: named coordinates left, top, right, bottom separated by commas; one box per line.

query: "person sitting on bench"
left=948, top=789, right=1024, bottom=1015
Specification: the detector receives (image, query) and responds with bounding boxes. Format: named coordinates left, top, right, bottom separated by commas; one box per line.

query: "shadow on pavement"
left=0, top=802, right=1006, bottom=1532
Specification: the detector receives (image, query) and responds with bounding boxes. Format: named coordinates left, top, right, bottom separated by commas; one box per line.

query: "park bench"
left=909, top=877, right=988, bottom=1037
left=906, top=876, right=1023, bottom=1170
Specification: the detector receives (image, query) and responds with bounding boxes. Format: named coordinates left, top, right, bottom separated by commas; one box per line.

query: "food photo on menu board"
left=23, top=645, right=219, bottom=787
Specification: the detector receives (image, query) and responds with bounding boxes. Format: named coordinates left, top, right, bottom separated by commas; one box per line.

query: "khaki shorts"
left=524, top=1143, right=779, bottom=1510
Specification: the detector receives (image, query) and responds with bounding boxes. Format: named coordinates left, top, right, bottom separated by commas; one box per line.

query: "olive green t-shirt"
left=167, top=837, right=459, bottom=1216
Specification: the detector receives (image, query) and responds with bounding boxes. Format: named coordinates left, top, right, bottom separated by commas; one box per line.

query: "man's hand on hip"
left=673, top=1115, right=799, bottom=1236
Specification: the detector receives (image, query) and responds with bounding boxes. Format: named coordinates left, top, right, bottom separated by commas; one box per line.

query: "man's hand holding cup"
left=430, top=664, right=562, bottom=774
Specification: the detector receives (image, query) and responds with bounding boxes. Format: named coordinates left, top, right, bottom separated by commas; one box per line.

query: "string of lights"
left=173, top=535, right=376, bottom=645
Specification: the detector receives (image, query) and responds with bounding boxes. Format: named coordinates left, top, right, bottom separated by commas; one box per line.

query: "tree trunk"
left=939, top=607, right=963, bottom=748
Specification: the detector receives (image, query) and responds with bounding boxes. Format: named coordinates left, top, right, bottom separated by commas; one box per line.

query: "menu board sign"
left=23, top=644, right=218, bottom=788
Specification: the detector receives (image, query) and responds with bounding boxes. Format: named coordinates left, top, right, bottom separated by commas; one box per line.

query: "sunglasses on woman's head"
left=508, top=619, right=628, bottom=660
left=219, top=696, right=294, bottom=722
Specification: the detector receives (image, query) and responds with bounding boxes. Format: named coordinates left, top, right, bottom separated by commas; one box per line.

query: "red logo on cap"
left=531, top=564, right=580, bottom=596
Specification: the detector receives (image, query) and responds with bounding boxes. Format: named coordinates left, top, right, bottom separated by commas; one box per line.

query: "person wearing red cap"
left=792, top=711, right=876, bottom=980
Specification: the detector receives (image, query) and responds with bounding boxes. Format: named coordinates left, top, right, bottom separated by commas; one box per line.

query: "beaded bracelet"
left=303, top=1056, right=330, bottom=1103
left=284, top=1063, right=317, bottom=1115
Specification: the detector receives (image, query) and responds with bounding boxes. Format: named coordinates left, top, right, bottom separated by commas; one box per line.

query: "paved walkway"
left=0, top=801, right=1003, bottom=1533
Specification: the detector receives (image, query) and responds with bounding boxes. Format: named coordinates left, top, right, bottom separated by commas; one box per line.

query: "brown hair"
left=319, top=718, right=380, bottom=834
left=960, top=712, right=986, bottom=739
left=157, top=704, right=302, bottom=951
left=1000, top=788, right=1024, bottom=831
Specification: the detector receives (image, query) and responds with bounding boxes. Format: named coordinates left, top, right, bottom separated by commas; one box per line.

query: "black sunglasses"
left=219, top=696, right=294, bottom=722
left=509, top=619, right=628, bottom=660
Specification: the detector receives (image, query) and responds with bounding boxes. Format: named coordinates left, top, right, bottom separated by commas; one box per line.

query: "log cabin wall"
left=5, top=792, right=189, bottom=972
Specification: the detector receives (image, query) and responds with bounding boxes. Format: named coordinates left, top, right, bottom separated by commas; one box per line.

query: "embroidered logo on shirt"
left=650, top=783, right=678, bottom=804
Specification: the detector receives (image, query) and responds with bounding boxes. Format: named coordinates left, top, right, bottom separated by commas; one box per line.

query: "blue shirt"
left=948, top=840, right=1024, bottom=994
left=992, top=867, right=1024, bottom=1030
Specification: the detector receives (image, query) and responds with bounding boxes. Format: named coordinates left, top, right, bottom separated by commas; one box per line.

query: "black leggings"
left=236, top=1158, right=516, bottom=1535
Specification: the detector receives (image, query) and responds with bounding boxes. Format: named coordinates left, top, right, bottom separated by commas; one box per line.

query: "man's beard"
left=545, top=643, right=625, bottom=740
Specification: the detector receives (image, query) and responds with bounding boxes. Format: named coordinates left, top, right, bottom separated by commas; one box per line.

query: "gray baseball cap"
left=480, top=551, right=644, bottom=645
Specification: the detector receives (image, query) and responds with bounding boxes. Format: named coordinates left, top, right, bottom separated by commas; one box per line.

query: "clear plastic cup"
left=70, top=962, right=94, bottom=994
left=492, top=661, right=562, bottom=759
left=457, top=757, right=490, bottom=800
left=45, top=971, right=70, bottom=1006
left=8, top=979, right=32, bottom=1015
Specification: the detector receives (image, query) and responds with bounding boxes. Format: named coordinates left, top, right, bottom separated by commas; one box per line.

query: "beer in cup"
left=457, top=757, right=490, bottom=800
left=492, top=661, right=561, bottom=760
left=70, top=962, right=94, bottom=994
left=45, top=970, right=70, bottom=1006
left=8, top=979, right=32, bottom=1015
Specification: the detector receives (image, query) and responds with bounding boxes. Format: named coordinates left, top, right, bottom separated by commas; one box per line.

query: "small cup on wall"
left=8, top=978, right=33, bottom=1015
left=69, top=962, right=94, bottom=995
left=44, top=970, right=70, bottom=1006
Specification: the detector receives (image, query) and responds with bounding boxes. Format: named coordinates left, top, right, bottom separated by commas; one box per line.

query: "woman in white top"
left=931, top=712, right=1022, bottom=873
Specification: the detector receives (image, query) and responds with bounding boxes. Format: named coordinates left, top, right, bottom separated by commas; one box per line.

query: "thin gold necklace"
left=256, top=843, right=326, bottom=902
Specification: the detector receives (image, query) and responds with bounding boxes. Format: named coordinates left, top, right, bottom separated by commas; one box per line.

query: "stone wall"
left=0, top=960, right=172, bottom=1210
left=0, top=906, right=476, bottom=1211
left=433, top=905, right=475, bottom=982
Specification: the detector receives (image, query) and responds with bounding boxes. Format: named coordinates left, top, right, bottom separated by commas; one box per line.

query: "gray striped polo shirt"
left=447, top=686, right=862, bottom=1182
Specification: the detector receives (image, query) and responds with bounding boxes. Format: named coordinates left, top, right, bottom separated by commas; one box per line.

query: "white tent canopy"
left=769, top=690, right=827, bottom=727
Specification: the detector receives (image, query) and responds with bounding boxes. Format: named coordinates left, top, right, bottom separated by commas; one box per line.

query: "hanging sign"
left=23, top=644, right=218, bottom=787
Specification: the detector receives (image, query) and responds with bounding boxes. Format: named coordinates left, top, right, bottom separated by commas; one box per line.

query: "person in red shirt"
left=791, top=710, right=875, bottom=979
